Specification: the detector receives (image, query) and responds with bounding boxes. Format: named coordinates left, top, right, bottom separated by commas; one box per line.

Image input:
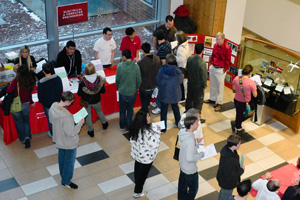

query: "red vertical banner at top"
left=57, top=2, right=88, bottom=26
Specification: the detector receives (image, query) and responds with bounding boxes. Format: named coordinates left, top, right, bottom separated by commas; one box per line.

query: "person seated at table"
left=252, top=172, right=281, bottom=200
left=227, top=179, right=252, bottom=200
left=37, top=63, right=63, bottom=138
left=120, top=27, right=141, bottom=61
left=7, top=64, right=36, bottom=149
left=56, top=40, right=82, bottom=78
left=13, top=45, right=37, bottom=79
left=281, top=181, right=300, bottom=200
left=77, top=62, right=108, bottom=137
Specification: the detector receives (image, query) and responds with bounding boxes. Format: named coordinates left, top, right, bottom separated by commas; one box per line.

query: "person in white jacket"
left=129, top=110, right=161, bottom=198
left=175, top=31, right=190, bottom=69
left=252, top=172, right=281, bottom=200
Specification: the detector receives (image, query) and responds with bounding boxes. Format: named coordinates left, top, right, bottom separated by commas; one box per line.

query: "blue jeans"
left=178, top=170, right=198, bottom=200
left=139, top=89, right=154, bottom=112
left=160, top=102, right=181, bottom=132
left=11, top=103, right=31, bottom=143
left=218, top=188, right=233, bottom=200
left=58, top=148, right=77, bottom=185
left=156, top=98, right=161, bottom=109
left=43, top=106, right=52, bottom=135
left=119, top=92, right=137, bottom=130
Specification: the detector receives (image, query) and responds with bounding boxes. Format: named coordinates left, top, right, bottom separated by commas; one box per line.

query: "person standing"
left=156, top=54, right=183, bottom=132
left=129, top=110, right=161, bottom=198
left=231, top=65, right=257, bottom=135
left=137, top=43, right=161, bottom=112
left=120, top=27, right=141, bottom=61
left=178, top=115, right=204, bottom=200
left=116, top=49, right=142, bottom=131
left=204, top=32, right=231, bottom=112
left=49, top=91, right=84, bottom=189
left=77, top=63, right=108, bottom=137
left=7, top=64, right=35, bottom=148
left=56, top=40, right=82, bottom=78
left=185, top=43, right=207, bottom=123
left=38, top=63, right=63, bottom=138
left=153, top=15, right=177, bottom=53
left=216, top=134, right=244, bottom=200
left=93, top=27, right=116, bottom=68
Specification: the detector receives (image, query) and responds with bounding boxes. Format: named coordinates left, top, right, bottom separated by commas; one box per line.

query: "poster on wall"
left=189, top=43, right=195, bottom=55
left=188, top=35, right=198, bottom=42
left=227, top=41, right=238, bottom=56
left=204, top=48, right=213, bottom=56
left=57, top=2, right=88, bottom=26
left=204, top=36, right=213, bottom=48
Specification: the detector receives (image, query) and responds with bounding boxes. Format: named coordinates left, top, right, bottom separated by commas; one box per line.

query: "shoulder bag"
left=10, top=82, right=22, bottom=113
left=173, top=136, right=180, bottom=161
left=239, top=77, right=255, bottom=118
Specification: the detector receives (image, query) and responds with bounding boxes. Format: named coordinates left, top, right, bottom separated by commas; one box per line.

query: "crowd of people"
left=3, top=14, right=296, bottom=199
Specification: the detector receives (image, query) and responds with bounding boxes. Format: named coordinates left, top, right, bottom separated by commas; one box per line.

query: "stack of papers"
left=106, top=75, right=116, bottom=84
left=197, top=144, right=217, bottom=160
left=69, top=78, right=79, bottom=93
left=54, top=67, right=70, bottom=92
left=35, top=59, right=46, bottom=74
left=73, top=108, right=88, bottom=124
left=152, top=121, right=165, bottom=132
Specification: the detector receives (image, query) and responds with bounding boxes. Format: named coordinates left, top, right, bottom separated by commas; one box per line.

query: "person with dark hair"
left=185, top=43, right=207, bottom=123
left=116, top=49, right=142, bottom=130
left=217, top=134, right=244, bottom=200
left=137, top=43, right=161, bottom=112
left=153, top=15, right=178, bottom=53
left=156, top=29, right=172, bottom=65
left=129, top=110, right=161, bottom=198
left=49, top=91, right=85, bottom=190
left=282, top=181, right=300, bottom=200
left=204, top=32, right=231, bottom=112
left=7, top=64, right=35, bottom=148
left=156, top=54, right=184, bottom=132
left=93, top=27, right=116, bottom=68
left=231, top=65, right=257, bottom=135
left=252, top=172, right=281, bottom=199
left=56, top=40, right=82, bottom=78
left=77, top=62, right=108, bottom=137
left=38, top=63, right=63, bottom=138
left=120, top=27, right=141, bottom=60
left=178, top=115, right=204, bottom=200
left=227, top=179, right=252, bottom=200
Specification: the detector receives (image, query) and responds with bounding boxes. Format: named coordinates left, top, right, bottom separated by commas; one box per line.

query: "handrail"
left=244, top=37, right=300, bottom=59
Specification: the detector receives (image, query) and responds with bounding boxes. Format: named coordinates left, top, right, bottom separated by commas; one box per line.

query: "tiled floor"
left=1, top=84, right=300, bottom=200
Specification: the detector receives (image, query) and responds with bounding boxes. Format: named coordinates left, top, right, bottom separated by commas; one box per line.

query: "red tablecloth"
left=0, top=66, right=141, bottom=145
left=250, top=163, right=299, bottom=198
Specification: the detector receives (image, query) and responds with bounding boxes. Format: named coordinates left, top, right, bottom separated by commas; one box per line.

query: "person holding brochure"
left=129, top=110, right=161, bottom=198
left=178, top=115, right=204, bottom=200
left=77, top=62, right=108, bottom=137
left=49, top=91, right=84, bottom=189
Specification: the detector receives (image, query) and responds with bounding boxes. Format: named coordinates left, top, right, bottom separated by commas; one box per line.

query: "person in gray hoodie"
left=178, top=115, right=204, bottom=200
left=49, top=91, right=84, bottom=190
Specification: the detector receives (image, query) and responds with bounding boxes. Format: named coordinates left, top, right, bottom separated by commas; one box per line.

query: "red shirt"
left=7, top=78, right=33, bottom=104
left=120, top=35, right=141, bottom=60
left=210, top=42, right=232, bottom=71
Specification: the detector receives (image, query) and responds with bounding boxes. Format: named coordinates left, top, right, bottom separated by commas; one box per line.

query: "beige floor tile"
left=207, top=178, right=220, bottom=192
left=154, top=157, right=180, bottom=173
left=89, top=166, right=125, bottom=184
left=105, top=184, right=135, bottom=200
left=246, top=147, right=275, bottom=162
left=66, top=185, right=104, bottom=200
left=0, top=168, right=13, bottom=181
left=238, top=140, right=265, bottom=155
left=89, top=194, right=109, bottom=200
left=85, top=158, right=118, bottom=175
left=268, top=139, right=295, bottom=154
left=0, top=187, right=25, bottom=200
left=14, top=167, right=51, bottom=186
left=197, top=157, right=219, bottom=171
left=27, top=186, right=69, bottom=200
left=241, top=162, right=264, bottom=179
left=248, top=125, right=275, bottom=138
left=277, top=128, right=298, bottom=138
left=160, top=193, right=177, bottom=200
left=255, top=154, right=285, bottom=170
left=257, top=132, right=285, bottom=146
left=277, top=146, right=300, bottom=161
left=40, top=154, right=58, bottom=167
left=162, top=168, right=180, bottom=182
left=286, top=134, right=300, bottom=145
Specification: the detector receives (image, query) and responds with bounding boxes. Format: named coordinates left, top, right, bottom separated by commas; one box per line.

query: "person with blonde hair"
left=13, top=45, right=36, bottom=74
left=77, top=62, right=108, bottom=137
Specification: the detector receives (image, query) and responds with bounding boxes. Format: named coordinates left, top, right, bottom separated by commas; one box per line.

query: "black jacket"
left=0, top=84, right=14, bottom=116
left=56, top=47, right=82, bottom=76
left=77, top=76, right=105, bottom=104
left=216, top=145, right=244, bottom=189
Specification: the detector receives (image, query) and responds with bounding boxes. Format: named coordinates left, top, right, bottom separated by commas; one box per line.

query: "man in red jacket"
left=204, top=32, right=231, bottom=112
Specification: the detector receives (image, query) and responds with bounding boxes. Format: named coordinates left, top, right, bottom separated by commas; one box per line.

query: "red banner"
left=57, top=2, right=88, bottom=26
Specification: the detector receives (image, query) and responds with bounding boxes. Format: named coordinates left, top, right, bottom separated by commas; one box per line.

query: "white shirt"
left=252, top=179, right=280, bottom=200
left=93, top=37, right=116, bottom=65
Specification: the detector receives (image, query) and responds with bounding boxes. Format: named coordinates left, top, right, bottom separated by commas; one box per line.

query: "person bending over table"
left=77, top=62, right=108, bottom=137
left=120, top=27, right=141, bottom=61
left=7, top=64, right=36, bottom=149
left=252, top=172, right=281, bottom=200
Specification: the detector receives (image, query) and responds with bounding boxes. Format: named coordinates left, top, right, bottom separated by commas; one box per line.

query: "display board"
left=187, top=34, right=240, bottom=89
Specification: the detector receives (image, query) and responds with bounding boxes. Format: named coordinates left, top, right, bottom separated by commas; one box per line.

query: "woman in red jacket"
left=7, top=64, right=35, bottom=148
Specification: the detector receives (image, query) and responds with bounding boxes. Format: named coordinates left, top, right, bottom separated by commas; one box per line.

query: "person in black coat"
left=0, top=84, right=14, bottom=116
left=216, top=134, right=244, bottom=200
left=56, top=40, right=82, bottom=78
left=282, top=181, right=300, bottom=200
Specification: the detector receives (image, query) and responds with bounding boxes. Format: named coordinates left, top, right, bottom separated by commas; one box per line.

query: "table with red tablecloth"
left=0, top=66, right=141, bottom=145
left=250, top=163, right=299, bottom=198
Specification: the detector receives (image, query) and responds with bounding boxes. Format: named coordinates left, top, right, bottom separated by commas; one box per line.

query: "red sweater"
left=210, top=42, right=232, bottom=71
left=7, top=78, right=33, bottom=104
